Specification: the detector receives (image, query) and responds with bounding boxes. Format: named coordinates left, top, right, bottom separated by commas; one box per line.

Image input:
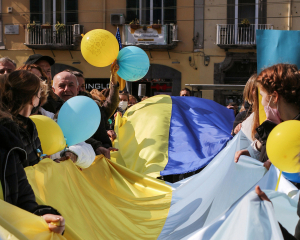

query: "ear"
left=272, top=91, right=279, bottom=104
left=52, top=86, right=55, bottom=92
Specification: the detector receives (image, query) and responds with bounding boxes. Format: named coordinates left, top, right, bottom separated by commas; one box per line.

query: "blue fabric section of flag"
left=257, top=30, right=300, bottom=73
left=160, top=97, right=235, bottom=176
left=116, top=27, right=123, bottom=50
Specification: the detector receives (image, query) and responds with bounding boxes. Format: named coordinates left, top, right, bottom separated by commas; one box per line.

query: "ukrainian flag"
left=112, top=95, right=235, bottom=178
left=0, top=95, right=297, bottom=239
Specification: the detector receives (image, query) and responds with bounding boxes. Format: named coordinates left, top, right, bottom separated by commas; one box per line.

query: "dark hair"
left=257, top=63, right=300, bottom=107
left=119, top=92, right=129, bottom=101
left=0, top=70, right=43, bottom=118
left=180, top=88, right=191, bottom=95
left=227, top=102, right=237, bottom=106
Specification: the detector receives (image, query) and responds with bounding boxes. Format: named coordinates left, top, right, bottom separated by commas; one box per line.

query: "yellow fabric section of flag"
left=25, top=157, right=172, bottom=240
left=0, top=199, right=65, bottom=240
left=111, top=95, right=172, bottom=178
left=258, top=88, right=267, bottom=124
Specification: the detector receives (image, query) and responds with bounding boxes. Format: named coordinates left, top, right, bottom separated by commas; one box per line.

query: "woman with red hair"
left=235, top=63, right=300, bottom=166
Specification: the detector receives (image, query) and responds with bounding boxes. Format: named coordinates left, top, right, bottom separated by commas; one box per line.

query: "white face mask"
left=119, top=101, right=128, bottom=111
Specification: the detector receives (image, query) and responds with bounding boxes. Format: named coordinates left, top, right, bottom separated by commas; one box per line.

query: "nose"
left=64, top=85, right=71, bottom=92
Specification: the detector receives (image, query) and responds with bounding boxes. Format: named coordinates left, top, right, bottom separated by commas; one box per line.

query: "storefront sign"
left=85, top=78, right=110, bottom=91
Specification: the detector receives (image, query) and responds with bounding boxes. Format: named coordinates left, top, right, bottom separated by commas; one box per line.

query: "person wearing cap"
left=25, top=54, right=55, bottom=81
left=25, top=54, right=64, bottom=114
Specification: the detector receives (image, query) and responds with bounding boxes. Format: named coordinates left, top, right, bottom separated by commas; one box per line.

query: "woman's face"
left=259, top=86, right=277, bottom=108
left=31, top=68, right=42, bottom=78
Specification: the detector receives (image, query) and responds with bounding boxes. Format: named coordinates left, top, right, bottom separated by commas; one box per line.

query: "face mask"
left=119, top=101, right=128, bottom=111
left=264, top=96, right=282, bottom=124
left=31, top=99, right=41, bottom=115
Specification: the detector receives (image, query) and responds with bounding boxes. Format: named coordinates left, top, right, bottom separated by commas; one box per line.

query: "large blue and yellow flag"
left=0, top=94, right=298, bottom=239
left=112, top=95, right=235, bottom=177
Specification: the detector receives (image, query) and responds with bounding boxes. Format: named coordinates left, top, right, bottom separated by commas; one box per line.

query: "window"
left=30, top=0, right=78, bottom=25
left=238, top=0, right=256, bottom=24
left=126, top=0, right=176, bottom=25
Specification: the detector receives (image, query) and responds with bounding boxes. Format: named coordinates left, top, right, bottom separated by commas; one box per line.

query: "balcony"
left=24, top=24, right=83, bottom=50
left=216, top=24, right=273, bottom=49
left=122, top=24, right=178, bottom=50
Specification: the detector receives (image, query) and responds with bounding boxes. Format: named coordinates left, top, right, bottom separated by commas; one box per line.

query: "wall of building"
left=0, top=0, right=297, bottom=100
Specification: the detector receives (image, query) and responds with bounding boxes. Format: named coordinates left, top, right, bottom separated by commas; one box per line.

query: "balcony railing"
left=216, top=24, right=273, bottom=49
left=123, top=24, right=178, bottom=49
left=24, top=25, right=83, bottom=50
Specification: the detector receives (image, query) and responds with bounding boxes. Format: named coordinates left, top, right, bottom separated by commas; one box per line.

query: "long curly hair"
left=256, top=64, right=300, bottom=107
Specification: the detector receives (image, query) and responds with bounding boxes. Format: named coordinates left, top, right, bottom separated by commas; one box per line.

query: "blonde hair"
left=243, top=74, right=257, bottom=104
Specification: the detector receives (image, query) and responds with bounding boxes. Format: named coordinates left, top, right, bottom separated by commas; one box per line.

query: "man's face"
left=180, top=90, right=190, bottom=97
left=0, top=61, right=15, bottom=75
left=119, top=94, right=129, bottom=102
left=53, top=72, right=79, bottom=101
left=36, top=60, right=52, bottom=79
left=77, top=76, right=85, bottom=93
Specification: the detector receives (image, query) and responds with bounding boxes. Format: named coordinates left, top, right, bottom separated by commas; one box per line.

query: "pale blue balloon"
left=117, top=46, right=150, bottom=81
left=57, top=96, right=101, bottom=146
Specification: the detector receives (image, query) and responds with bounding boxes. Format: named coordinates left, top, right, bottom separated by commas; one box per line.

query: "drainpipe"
left=103, top=0, right=106, bottom=29
left=288, top=0, right=292, bottom=30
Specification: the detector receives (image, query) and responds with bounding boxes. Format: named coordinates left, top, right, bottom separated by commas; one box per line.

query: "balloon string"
left=275, top=170, right=282, bottom=191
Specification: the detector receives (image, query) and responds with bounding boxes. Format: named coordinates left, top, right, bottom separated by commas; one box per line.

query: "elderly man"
left=0, top=57, right=16, bottom=74
left=52, top=70, right=117, bottom=159
left=52, top=71, right=78, bottom=101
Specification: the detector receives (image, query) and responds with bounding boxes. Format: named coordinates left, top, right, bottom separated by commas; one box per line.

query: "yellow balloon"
left=30, top=115, right=66, bottom=155
left=266, top=120, right=300, bottom=173
left=81, top=29, right=119, bottom=67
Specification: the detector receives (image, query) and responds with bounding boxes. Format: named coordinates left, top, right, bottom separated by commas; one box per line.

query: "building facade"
left=0, top=0, right=295, bottom=104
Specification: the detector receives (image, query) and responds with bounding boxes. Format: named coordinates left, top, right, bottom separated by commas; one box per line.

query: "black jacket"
left=0, top=116, right=42, bottom=167
left=42, top=94, right=64, bottom=114
left=255, top=113, right=300, bottom=163
left=0, top=125, right=60, bottom=216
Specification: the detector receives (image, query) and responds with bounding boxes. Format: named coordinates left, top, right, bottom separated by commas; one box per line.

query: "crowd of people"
left=0, top=53, right=299, bottom=238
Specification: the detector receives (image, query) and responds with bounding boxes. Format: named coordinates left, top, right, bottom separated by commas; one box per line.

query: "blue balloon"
left=57, top=96, right=101, bottom=146
left=283, top=172, right=300, bottom=183
left=117, top=46, right=150, bottom=81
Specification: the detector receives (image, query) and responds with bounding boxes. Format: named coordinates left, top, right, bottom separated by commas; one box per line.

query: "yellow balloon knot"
left=81, top=34, right=84, bottom=37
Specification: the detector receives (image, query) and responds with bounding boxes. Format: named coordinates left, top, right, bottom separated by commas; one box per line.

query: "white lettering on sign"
left=86, top=83, right=110, bottom=90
